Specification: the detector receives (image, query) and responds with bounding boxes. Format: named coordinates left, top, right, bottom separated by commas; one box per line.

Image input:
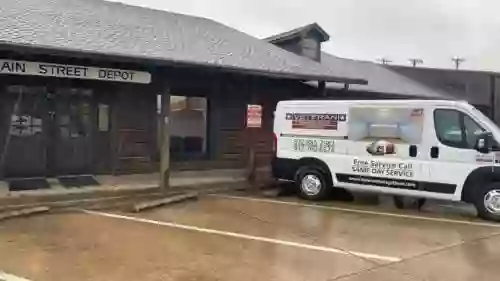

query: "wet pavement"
left=1, top=193, right=500, bottom=281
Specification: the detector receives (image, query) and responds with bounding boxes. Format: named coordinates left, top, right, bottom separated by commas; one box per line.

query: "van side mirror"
left=475, top=132, right=493, bottom=154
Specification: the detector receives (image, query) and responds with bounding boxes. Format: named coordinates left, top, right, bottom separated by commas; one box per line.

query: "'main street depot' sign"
left=0, top=59, right=151, bottom=84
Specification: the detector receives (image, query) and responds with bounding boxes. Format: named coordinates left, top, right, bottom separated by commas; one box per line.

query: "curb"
left=133, top=192, right=198, bottom=212
left=0, top=206, right=51, bottom=222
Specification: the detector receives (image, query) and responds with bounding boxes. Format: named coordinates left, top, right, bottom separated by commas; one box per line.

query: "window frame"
left=168, top=95, right=209, bottom=161
left=433, top=108, right=486, bottom=150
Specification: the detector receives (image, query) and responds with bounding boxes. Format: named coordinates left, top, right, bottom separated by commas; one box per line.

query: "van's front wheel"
left=296, top=167, right=330, bottom=200
left=474, top=182, right=500, bottom=222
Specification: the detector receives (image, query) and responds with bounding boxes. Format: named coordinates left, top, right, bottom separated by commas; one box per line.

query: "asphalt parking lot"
left=1, top=193, right=500, bottom=281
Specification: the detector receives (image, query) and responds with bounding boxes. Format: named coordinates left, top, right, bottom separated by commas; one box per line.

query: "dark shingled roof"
left=320, top=52, right=453, bottom=99
left=264, top=23, right=330, bottom=43
left=0, top=0, right=365, bottom=84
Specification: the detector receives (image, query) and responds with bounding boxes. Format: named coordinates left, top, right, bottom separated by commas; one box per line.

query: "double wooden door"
left=0, top=85, right=95, bottom=178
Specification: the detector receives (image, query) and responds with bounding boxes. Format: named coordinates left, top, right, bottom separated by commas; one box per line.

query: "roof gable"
left=264, top=23, right=330, bottom=44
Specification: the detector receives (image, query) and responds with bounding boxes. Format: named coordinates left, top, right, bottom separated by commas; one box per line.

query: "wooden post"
left=247, top=126, right=257, bottom=187
left=160, top=88, right=171, bottom=190
left=247, top=83, right=258, bottom=189
left=318, top=80, right=326, bottom=96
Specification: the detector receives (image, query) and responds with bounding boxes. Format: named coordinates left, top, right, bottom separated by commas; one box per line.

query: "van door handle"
left=409, top=145, right=417, bottom=157
left=430, top=146, right=439, bottom=159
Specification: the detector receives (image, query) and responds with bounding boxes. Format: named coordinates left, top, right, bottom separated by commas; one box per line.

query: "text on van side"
left=352, top=159, right=413, bottom=178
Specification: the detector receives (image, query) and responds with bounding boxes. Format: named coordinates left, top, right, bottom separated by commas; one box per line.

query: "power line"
left=377, top=57, right=392, bottom=65
left=408, top=58, right=423, bottom=67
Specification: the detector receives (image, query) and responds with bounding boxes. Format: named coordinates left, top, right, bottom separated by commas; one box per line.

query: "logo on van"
left=285, top=113, right=347, bottom=130
left=366, top=140, right=396, bottom=156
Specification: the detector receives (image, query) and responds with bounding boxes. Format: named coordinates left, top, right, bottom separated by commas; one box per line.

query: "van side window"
left=434, top=109, right=463, bottom=147
left=463, top=115, right=485, bottom=148
left=434, top=109, right=485, bottom=149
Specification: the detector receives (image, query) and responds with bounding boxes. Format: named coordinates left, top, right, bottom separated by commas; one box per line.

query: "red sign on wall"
left=247, top=104, right=262, bottom=128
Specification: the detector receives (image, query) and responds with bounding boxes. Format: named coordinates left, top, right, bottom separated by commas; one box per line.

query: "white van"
left=272, top=99, right=500, bottom=221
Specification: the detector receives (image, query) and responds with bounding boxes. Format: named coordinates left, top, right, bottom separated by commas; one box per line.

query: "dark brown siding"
left=0, top=87, right=13, bottom=176
left=168, top=75, right=316, bottom=172
left=274, top=38, right=303, bottom=57
left=113, top=84, right=157, bottom=174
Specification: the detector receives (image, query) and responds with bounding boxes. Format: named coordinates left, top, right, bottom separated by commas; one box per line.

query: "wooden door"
left=52, top=88, right=94, bottom=175
left=2, top=86, right=49, bottom=178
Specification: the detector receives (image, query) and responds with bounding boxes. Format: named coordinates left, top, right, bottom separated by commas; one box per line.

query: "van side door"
left=423, top=108, right=487, bottom=200
left=334, top=106, right=428, bottom=198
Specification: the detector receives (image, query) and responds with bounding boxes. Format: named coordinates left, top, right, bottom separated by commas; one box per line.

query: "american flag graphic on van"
left=286, top=113, right=347, bottom=130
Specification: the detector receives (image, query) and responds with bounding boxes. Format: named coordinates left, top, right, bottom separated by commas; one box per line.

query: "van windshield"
left=470, top=105, right=498, bottom=132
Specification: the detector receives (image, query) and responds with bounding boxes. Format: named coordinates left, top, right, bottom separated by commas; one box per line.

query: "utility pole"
left=452, top=56, right=465, bottom=70
left=377, top=57, right=392, bottom=65
left=408, top=58, right=423, bottom=67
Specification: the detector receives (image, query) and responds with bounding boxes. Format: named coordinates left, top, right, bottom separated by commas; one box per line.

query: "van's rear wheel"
left=474, top=182, right=500, bottom=222
left=296, top=167, right=330, bottom=200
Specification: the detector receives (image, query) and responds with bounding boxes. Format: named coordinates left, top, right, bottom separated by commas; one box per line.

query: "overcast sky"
left=116, top=0, right=500, bottom=71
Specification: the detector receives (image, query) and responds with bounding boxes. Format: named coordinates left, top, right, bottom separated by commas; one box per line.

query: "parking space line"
left=0, top=272, right=32, bottom=281
left=211, top=195, right=500, bottom=228
left=83, top=209, right=401, bottom=263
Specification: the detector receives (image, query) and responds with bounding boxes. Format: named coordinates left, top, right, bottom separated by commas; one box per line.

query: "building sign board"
left=0, top=59, right=151, bottom=84
left=247, top=104, right=262, bottom=128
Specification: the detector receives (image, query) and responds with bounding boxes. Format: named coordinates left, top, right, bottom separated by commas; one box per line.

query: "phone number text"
left=292, top=138, right=335, bottom=153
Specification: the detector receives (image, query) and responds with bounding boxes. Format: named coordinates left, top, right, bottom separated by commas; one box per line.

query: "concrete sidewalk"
left=0, top=169, right=248, bottom=209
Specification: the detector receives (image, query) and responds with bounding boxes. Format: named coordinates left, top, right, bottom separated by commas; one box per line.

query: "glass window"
left=98, top=104, right=110, bottom=132
left=7, top=87, right=46, bottom=137
left=10, top=115, right=43, bottom=136
left=55, top=89, right=93, bottom=139
left=434, top=109, right=463, bottom=146
left=464, top=115, right=485, bottom=148
left=434, top=109, right=486, bottom=149
left=169, top=95, right=208, bottom=160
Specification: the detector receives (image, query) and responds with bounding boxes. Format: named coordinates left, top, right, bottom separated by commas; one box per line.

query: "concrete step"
left=0, top=186, right=161, bottom=212
left=0, top=169, right=248, bottom=206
